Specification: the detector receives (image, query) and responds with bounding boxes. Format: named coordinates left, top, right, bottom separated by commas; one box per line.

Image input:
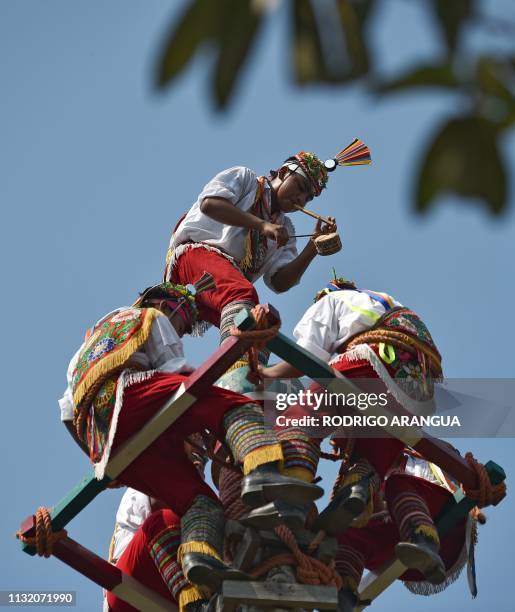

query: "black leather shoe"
left=337, top=588, right=358, bottom=612
left=185, top=594, right=221, bottom=612
left=312, top=477, right=370, bottom=537
left=241, top=462, right=323, bottom=508
left=181, top=552, right=249, bottom=591
left=240, top=499, right=309, bottom=530
left=395, top=532, right=446, bottom=585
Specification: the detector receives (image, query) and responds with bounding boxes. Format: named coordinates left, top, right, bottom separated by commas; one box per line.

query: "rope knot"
left=464, top=452, right=506, bottom=508
left=16, top=507, right=67, bottom=557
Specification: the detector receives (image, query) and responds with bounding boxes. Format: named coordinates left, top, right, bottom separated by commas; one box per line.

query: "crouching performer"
left=260, top=274, right=443, bottom=536
left=58, top=277, right=322, bottom=602
left=335, top=448, right=481, bottom=610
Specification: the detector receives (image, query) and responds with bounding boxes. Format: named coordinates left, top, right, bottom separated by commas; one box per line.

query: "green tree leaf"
left=292, top=0, right=375, bottom=85
left=212, top=0, right=265, bottom=109
left=476, top=57, right=515, bottom=129
left=415, top=117, right=507, bottom=214
left=154, top=0, right=218, bottom=88
left=374, top=62, right=461, bottom=95
left=429, top=0, right=475, bottom=52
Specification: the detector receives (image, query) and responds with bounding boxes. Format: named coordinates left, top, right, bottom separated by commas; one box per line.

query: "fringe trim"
left=332, top=344, right=436, bottom=417
left=224, top=359, right=249, bottom=375
left=414, top=524, right=440, bottom=545
left=177, top=541, right=222, bottom=566
left=243, top=444, right=284, bottom=475
left=281, top=466, right=314, bottom=483
left=94, top=369, right=157, bottom=480
left=73, top=308, right=162, bottom=408
left=178, top=584, right=205, bottom=612
left=403, top=522, right=472, bottom=596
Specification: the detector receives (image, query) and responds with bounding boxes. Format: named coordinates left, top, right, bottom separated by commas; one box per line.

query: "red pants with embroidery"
left=171, top=247, right=258, bottom=327
left=276, top=357, right=404, bottom=480
left=106, top=509, right=183, bottom=611
left=111, top=372, right=251, bottom=515
left=338, top=473, right=466, bottom=581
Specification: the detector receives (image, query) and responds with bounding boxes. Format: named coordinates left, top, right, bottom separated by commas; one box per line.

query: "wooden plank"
left=20, top=307, right=264, bottom=553
left=21, top=473, right=110, bottom=556
left=50, top=536, right=177, bottom=611
left=221, top=580, right=338, bottom=610
left=266, top=330, right=507, bottom=492
left=356, top=460, right=506, bottom=609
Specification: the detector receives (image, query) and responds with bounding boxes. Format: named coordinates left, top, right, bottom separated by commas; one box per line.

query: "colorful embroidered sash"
left=239, top=176, right=271, bottom=275
left=72, top=307, right=163, bottom=411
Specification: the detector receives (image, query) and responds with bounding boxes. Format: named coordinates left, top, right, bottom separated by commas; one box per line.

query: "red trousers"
left=276, top=358, right=404, bottom=480
left=171, top=247, right=258, bottom=327
left=338, top=473, right=466, bottom=581
left=106, top=509, right=182, bottom=612
left=113, top=372, right=252, bottom=515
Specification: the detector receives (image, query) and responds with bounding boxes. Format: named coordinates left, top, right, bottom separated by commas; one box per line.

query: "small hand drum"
left=313, top=231, right=342, bottom=256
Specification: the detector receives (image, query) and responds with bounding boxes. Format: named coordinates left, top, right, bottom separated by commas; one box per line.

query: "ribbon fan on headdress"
left=324, top=138, right=372, bottom=171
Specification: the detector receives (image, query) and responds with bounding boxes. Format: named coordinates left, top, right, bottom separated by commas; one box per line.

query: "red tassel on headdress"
left=333, top=138, right=371, bottom=166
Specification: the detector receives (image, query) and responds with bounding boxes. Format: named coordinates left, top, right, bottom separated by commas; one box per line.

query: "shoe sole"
left=241, top=481, right=323, bottom=509
left=186, top=565, right=249, bottom=591
left=395, top=542, right=446, bottom=584
left=312, top=496, right=365, bottom=536
left=240, top=510, right=305, bottom=531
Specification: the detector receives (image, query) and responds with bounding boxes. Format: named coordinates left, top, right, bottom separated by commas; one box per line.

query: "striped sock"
left=390, top=491, right=440, bottom=545
left=276, top=428, right=320, bottom=482
left=335, top=544, right=365, bottom=592
left=220, top=300, right=257, bottom=344
left=223, top=403, right=283, bottom=475
left=179, top=495, right=224, bottom=562
left=148, top=524, right=195, bottom=603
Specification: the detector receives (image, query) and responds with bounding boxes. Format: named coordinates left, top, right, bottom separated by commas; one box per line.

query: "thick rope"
left=463, top=452, right=506, bottom=508
left=230, top=304, right=280, bottom=380
left=250, top=525, right=343, bottom=589
left=16, top=507, right=67, bottom=558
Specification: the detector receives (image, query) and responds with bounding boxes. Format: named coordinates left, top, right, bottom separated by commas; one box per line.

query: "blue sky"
left=2, top=1, right=514, bottom=610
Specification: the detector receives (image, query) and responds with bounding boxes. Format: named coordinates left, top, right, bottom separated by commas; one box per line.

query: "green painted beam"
left=20, top=308, right=260, bottom=556
left=436, top=460, right=506, bottom=536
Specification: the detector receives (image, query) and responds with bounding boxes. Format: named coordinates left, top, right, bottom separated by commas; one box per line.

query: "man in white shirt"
left=163, top=152, right=338, bottom=355
left=260, top=275, right=443, bottom=538
left=60, top=278, right=322, bottom=596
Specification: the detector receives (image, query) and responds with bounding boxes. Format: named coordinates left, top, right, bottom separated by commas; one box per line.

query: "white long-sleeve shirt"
left=293, top=290, right=402, bottom=362
left=58, top=308, right=193, bottom=422
left=170, top=166, right=299, bottom=291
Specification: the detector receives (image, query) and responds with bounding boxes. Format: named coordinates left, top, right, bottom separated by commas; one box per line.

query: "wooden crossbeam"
left=355, top=460, right=505, bottom=609
left=51, top=535, right=177, bottom=611
left=20, top=306, right=277, bottom=556
left=220, top=580, right=338, bottom=610
left=266, top=331, right=507, bottom=493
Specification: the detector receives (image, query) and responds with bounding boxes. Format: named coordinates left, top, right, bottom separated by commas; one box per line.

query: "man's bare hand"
left=261, top=221, right=289, bottom=247
left=312, top=217, right=337, bottom=241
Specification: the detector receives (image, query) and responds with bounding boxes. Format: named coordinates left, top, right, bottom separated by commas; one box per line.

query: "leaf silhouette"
left=213, top=0, right=265, bottom=109
left=429, top=0, right=475, bottom=52
left=374, top=62, right=460, bottom=94
left=155, top=0, right=217, bottom=88
left=416, top=116, right=507, bottom=215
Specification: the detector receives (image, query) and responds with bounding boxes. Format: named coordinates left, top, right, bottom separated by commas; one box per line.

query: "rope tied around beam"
left=249, top=524, right=343, bottom=589
left=16, top=507, right=67, bottom=557
left=230, top=304, right=280, bottom=380
left=464, top=452, right=506, bottom=508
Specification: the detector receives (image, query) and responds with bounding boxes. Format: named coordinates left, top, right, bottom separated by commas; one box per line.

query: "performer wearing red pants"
left=58, top=278, right=322, bottom=596
left=335, top=450, right=479, bottom=611
left=260, top=275, right=443, bottom=536
left=163, top=145, right=372, bottom=346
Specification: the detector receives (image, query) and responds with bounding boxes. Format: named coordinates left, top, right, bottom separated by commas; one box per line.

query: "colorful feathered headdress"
left=314, top=270, right=357, bottom=302
left=134, top=272, right=216, bottom=327
left=284, top=139, right=371, bottom=197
